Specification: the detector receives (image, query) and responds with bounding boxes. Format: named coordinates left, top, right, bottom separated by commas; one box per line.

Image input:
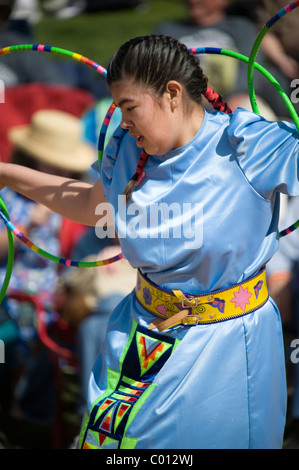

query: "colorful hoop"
left=0, top=44, right=123, bottom=281
left=247, top=1, right=299, bottom=237
left=0, top=197, right=14, bottom=304
left=190, top=46, right=299, bottom=132
left=0, top=43, right=107, bottom=76
left=192, top=12, right=299, bottom=238
left=97, top=101, right=117, bottom=166
left=247, top=0, right=299, bottom=117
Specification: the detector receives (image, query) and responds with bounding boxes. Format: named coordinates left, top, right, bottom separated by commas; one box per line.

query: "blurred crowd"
left=0, top=0, right=298, bottom=449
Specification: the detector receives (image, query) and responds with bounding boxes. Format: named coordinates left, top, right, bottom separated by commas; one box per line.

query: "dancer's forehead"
left=111, top=81, right=157, bottom=109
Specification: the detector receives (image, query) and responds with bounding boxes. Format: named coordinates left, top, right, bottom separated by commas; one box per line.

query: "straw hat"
left=8, top=109, right=95, bottom=172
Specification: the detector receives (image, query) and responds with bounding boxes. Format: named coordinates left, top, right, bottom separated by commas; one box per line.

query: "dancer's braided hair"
left=107, top=35, right=231, bottom=202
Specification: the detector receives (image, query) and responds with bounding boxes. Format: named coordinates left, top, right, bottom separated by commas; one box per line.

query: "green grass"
left=34, top=0, right=188, bottom=67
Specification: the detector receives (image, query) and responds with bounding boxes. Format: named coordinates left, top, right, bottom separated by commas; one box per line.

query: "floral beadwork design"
left=156, top=304, right=168, bottom=316
left=143, top=287, right=152, bottom=305
left=230, top=286, right=252, bottom=312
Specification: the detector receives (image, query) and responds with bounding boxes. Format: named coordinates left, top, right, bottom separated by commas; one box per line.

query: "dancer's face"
left=111, top=79, right=191, bottom=156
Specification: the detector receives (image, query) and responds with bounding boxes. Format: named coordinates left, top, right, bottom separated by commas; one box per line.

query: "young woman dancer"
left=0, top=35, right=298, bottom=449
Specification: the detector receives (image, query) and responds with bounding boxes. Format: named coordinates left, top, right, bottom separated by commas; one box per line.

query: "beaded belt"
left=135, top=268, right=268, bottom=332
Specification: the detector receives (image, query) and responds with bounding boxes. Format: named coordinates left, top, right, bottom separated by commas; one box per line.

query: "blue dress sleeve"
left=227, top=108, right=299, bottom=199
left=267, top=196, right=299, bottom=275
left=100, top=125, right=127, bottom=201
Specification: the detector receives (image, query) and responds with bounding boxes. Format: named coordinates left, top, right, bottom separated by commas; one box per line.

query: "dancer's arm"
left=0, top=163, right=105, bottom=227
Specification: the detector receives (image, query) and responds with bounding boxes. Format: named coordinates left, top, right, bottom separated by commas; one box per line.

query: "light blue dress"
left=79, top=108, right=299, bottom=449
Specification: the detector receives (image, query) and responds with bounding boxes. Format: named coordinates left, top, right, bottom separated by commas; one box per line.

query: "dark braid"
left=122, top=150, right=148, bottom=203
left=107, top=35, right=231, bottom=202
left=204, top=85, right=232, bottom=114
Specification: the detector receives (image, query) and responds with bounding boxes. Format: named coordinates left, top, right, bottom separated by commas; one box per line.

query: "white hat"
left=8, top=109, right=95, bottom=172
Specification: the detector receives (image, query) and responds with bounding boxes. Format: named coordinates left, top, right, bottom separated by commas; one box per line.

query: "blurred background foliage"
left=34, top=0, right=189, bottom=67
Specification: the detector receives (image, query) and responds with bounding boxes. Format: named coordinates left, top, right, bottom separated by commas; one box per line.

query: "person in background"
left=0, top=0, right=106, bottom=99
left=0, top=108, right=95, bottom=298
left=267, top=196, right=299, bottom=448
left=256, top=0, right=299, bottom=81
left=155, top=0, right=290, bottom=118
left=0, top=108, right=95, bottom=426
left=0, top=0, right=69, bottom=87
left=227, top=0, right=299, bottom=117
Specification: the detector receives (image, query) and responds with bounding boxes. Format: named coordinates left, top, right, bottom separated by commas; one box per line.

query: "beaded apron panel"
left=79, top=320, right=180, bottom=449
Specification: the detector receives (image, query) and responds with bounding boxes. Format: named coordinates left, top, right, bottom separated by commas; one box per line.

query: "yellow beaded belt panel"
left=135, top=269, right=268, bottom=331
